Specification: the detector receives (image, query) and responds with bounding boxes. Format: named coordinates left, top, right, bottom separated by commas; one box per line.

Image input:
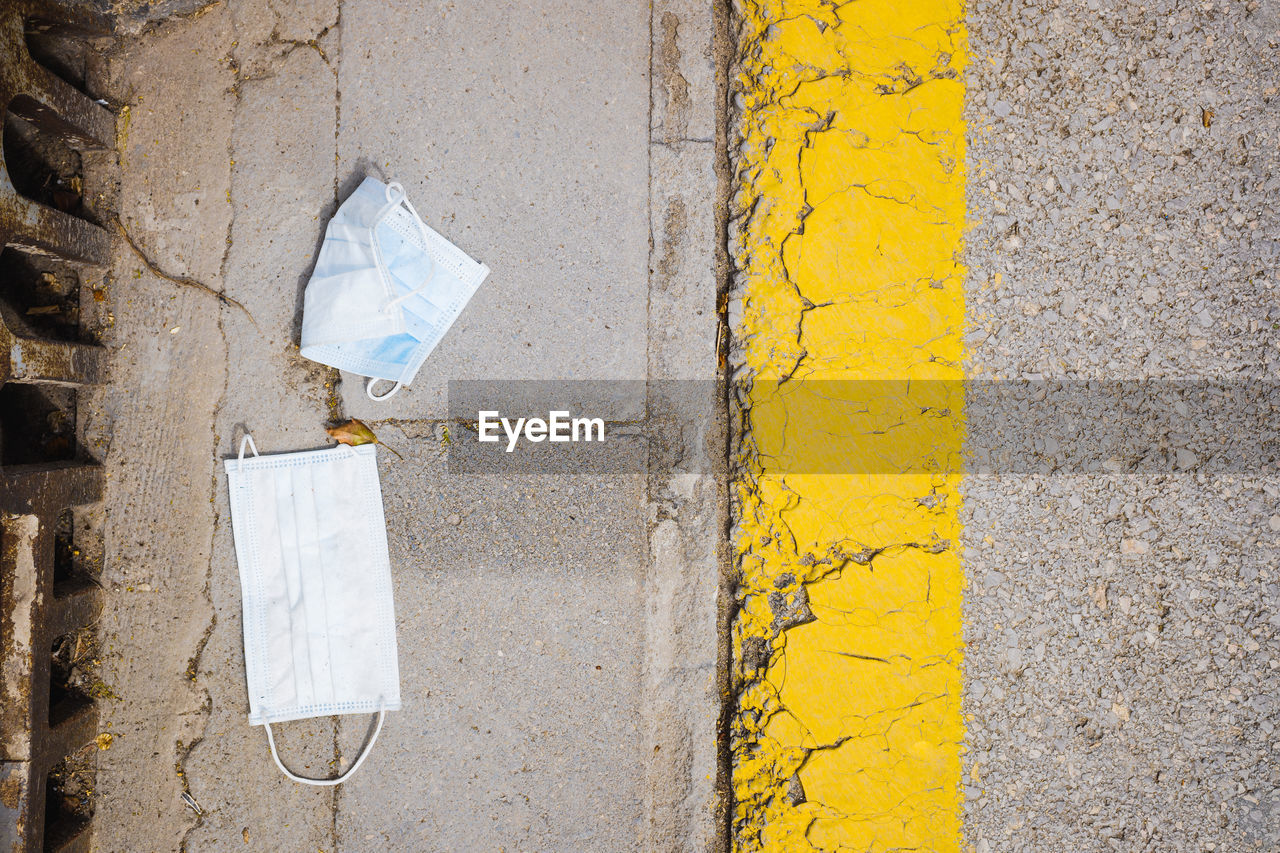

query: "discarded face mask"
left=225, top=435, right=401, bottom=785
left=300, top=176, right=490, bottom=401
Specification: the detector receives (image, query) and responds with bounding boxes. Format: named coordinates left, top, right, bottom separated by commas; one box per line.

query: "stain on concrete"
left=657, top=11, right=692, bottom=143
left=658, top=197, right=688, bottom=284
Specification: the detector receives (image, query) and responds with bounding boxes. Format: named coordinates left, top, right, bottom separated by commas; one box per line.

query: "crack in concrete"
left=113, top=218, right=252, bottom=317
left=173, top=614, right=217, bottom=845
left=175, top=10, right=239, bottom=845
left=170, top=2, right=341, bottom=844
left=326, top=5, right=344, bottom=846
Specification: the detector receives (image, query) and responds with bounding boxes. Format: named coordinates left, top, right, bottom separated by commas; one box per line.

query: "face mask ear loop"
left=262, top=706, right=386, bottom=787
left=377, top=187, right=439, bottom=318
left=237, top=434, right=260, bottom=472
left=366, top=378, right=404, bottom=401
left=380, top=181, right=406, bottom=210
left=380, top=253, right=437, bottom=316
left=374, top=181, right=410, bottom=228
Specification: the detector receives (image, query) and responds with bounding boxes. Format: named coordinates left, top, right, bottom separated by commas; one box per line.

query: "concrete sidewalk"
left=85, top=1, right=727, bottom=850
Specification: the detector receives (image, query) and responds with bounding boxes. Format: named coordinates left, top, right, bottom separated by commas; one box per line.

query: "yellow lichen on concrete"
left=730, top=0, right=966, bottom=850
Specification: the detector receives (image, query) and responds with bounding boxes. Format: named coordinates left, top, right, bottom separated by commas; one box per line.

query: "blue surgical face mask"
left=300, top=177, right=490, bottom=400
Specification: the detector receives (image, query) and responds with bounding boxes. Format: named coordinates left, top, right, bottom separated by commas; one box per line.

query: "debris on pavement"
left=299, top=176, right=490, bottom=402
left=326, top=418, right=403, bottom=460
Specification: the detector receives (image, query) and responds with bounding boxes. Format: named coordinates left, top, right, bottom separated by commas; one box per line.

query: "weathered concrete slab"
left=86, top=9, right=234, bottom=850
left=88, top=0, right=725, bottom=850
left=336, top=425, right=647, bottom=850
left=335, top=0, right=650, bottom=420
left=643, top=2, right=728, bottom=850
left=182, top=33, right=342, bottom=852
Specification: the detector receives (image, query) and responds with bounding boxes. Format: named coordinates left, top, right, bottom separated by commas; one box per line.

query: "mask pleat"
left=275, top=466, right=315, bottom=709
left=302, top=461, right=340, bottom=707
left=375, top=222, right=450, bottom=340
left=325, top=221, right=372, bottom=248
left=400, top=275, right=461, bottom=343
left=253, top=467, right=297, bottom=714
left=316, top=228, right=372, bottom=275
left=330, top=453, right=383, bottom=702
left=342, top=333, right=420, bottom=369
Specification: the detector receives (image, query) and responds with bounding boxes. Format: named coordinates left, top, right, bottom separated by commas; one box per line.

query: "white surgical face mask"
left=225, top=435, right=401, bottom=785
left=300, top=176, right=490, bottom=401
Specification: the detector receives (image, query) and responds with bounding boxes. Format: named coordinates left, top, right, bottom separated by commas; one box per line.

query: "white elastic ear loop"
left=237, top=434, right=260, bottom=471
left=263, top=709, right=386, bottom=787
left=381, top=254, right=437, bottom=316
left=396, top=194, right=438, bottom=272
left=380, top=180, right=406, bottom=210
left=366, top=378, right=404, bottom=401
left=377, top=182, right=439, bottom=317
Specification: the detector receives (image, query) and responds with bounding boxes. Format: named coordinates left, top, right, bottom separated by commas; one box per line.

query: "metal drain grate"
left=1, top=467, right=103, bottom=853
left=0, top=2, right=112, bottom=851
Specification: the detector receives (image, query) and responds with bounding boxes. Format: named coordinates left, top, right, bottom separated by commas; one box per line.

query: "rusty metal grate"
left=1, top=467, right=102, bottom=853
left=0, top=2, right=112, bottom=851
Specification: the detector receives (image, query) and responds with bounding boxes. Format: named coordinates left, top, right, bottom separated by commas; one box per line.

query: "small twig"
left=112, top=219, right=256, bottom=325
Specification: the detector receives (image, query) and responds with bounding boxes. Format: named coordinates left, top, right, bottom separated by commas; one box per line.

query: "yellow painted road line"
left=731, top=1, right=967, bottom=850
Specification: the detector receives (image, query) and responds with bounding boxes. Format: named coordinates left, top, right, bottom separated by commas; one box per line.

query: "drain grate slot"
left=0, top=385, right=77, bottom=465
left=2, top=111, right=83, bottom=217
left=0, top=248, right=85, bottom=344
left=0, top=3, right=113, bottom=851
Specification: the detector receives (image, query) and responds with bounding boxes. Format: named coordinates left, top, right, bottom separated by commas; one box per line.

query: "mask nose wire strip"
left=263, top=708, right=386, bottom=786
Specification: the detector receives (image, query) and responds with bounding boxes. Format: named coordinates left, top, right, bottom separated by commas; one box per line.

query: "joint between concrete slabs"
left=643, top=0, right=733, bottom=849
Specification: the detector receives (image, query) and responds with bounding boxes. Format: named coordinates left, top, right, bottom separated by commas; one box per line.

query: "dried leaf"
left=326, top=419, right=378, bottom=446
left=1201, top=107, right=1213, bottom=128
left=326, top=419, right=404, bottom=459
left=26, top=305, right=61, bottom=316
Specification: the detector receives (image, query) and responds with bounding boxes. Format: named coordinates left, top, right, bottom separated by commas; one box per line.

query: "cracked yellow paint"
left=731, top=1, right=966, bottom=851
